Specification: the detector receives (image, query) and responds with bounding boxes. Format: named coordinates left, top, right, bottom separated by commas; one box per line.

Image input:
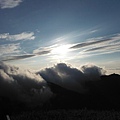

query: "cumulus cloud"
left=0, top=62, right=53, bottom=107
left=0, top=0, right=22, bottom=9
left=39, top=63, right=106, bottom=93
left=0, top=32, right=35, bottom=41
left=81, top=64, right=106, bottom=80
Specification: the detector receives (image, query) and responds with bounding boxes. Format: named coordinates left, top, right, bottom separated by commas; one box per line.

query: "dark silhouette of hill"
left=46, top=82, right=86, bottom=109
left=47, top=74, right=120, bottom=110
left=1, top=62, right=120, bottom=118
left=0, top=73, right=120, bottom=117
left=84, top=74, right=120, bottom=110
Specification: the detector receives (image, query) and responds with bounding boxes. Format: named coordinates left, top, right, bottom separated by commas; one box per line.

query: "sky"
left=0, top=0, right=120, bottom=74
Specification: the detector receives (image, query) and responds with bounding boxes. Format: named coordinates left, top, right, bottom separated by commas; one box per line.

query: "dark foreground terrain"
left=10, top=109, right=120, bottom=120
left=1, top=74, right=120, bottom=120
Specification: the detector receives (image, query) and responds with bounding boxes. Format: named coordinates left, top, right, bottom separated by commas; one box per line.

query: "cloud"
left=1, top=51, right=51, bottom=61
left=0, top=32, right=35, bottom=41
left=31, top=33, right=119, bottom=63
left=70, top=38, right=112, bottom=49
left=2, top=54, right=35, bottom=61
left=80, top=43, right=120, bottom=58
left=0, top=43, right=20, bottom=56
left=0, top=62, right=53, bottom=107
left=1, top=32, right=120, bottom=62
left=33, top=44, right=73, bottom=60
left=69, top=33, right=120, bottom=59
left=33, top=50, right=51, bottom=56
left=70, top=33, right=120, bottom=49
left=39, top=63, right=106, bottom=93
left=33, top=45, right=58, bottom=55
left=85, top=43, right=120, bottom=52
left=50, top=28, right=99, bottom=44
left=81, top=64, right=106, bottom=80
left=0, top=0, right=22, bottom=9
left=1, top=46, right=51, bottom=61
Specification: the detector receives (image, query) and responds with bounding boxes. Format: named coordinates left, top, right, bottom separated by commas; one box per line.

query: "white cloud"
left=0, top=32, right=35, bottom=41
left=69, top=33, right=120, bottom=58
left=0, top=0, right=22, bottom=9
left=0, top=62, right=53, bottom=107
left=33, top=44, right=60, bottom=56
left=0, top=43, right=20, bottom=55
left=39, top=63, right=106, bottom=93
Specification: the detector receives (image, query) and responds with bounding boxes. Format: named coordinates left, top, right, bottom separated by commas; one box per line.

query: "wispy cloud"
left=0, top=0, right=22, bottom=9
left=72, top=34, right=120, bottom=59
left=1, top=50, right=51, bottom=62
left=84, top=43, right=120, bottom=53
left=33, top=46, right=52, bottom=56
left=0, top=43, right=52, bottom=61
left=2, top=44, right=71, bottom=61
left=33, top=44, right=63, bottom=56
left=50, top=28, right=99, bottom=44
left=70, top=34, right=120, bottom=50
left=70, top=38, right=111, bottom=49
left=1, top=50, right=53, bottom=61
left=32, top=28, right=99, bottom=57
left=0, top=43, right=20, bottom=56
left=2, top=33, right=120, bottom=62
left=0, top=32, right=35, bottom=41
left=2, top=54, right=35, bottom=61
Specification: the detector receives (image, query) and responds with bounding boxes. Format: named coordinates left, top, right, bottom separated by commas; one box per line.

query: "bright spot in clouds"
left=51, top=45, right=70, bottom=55
left=51, top=44, right=71, bottom=60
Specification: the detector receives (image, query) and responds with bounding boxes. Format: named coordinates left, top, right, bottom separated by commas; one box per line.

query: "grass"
left=10, top=108, right=120, bottom=120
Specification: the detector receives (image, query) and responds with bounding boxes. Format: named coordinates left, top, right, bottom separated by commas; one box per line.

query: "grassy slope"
left=10, top=109, right=120, bottom=120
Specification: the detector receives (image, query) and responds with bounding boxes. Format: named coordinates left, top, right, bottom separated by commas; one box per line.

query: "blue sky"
left=0, top=0, right=120, bottom=74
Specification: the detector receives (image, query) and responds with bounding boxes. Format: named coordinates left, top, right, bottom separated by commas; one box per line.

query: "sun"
left=51, top=45, right=70, bottom=55
left=51, top=44, right=71, bottom=61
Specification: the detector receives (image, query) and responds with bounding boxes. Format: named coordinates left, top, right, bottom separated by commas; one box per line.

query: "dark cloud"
left=0, top=62, right=53, bottom=108
left=85, top=46, right=108, bottom=52
left=81, top=64, right=106, bottom=80
left=70, top=38, right=111, bottom=49
left=85, top=43, right=120, bottom=52
left=1, top=50, right=51, bottom=61
left=34, top=50, right=51, bottom=55
left=2, top=54, right=35, bottom=61
left=39, top=63, right=105, bottom=93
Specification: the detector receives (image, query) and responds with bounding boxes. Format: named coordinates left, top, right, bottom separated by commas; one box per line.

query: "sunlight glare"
left=51, top=45, right=70, bottom=55
left=50, top=44, right=72, bottom=61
